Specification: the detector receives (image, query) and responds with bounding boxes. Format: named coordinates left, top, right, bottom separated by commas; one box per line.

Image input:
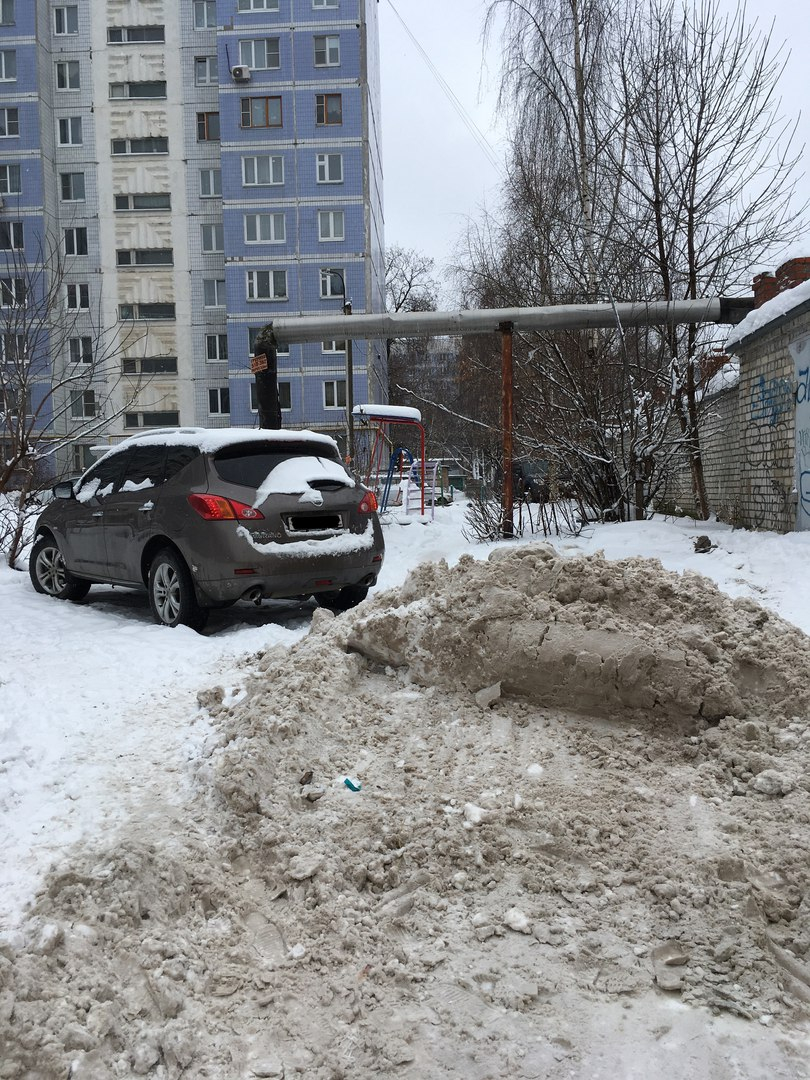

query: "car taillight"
left=187, top=494, right=264, bottom=520
left=358, top=491, right=378, bottom=514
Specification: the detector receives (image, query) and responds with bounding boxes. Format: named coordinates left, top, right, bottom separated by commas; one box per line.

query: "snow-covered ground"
left=2, top=502, right=810, bottom=1078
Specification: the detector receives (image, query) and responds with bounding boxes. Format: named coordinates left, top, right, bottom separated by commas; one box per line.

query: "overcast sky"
left=377, top=0, right=810, bottom=279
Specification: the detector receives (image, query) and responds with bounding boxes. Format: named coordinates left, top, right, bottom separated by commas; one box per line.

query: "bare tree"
left=0, top=228, right=146, bottom=566
left=460, top=0, right=805, bottom=521
left=385, top=245, right=440, bottom=315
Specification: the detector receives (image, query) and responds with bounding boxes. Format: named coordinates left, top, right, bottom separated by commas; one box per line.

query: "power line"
left=384, top=0, right=505, bottom=176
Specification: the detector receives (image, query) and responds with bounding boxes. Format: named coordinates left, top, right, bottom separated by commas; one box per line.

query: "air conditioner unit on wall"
left=232, top=65, right=251, bottom=82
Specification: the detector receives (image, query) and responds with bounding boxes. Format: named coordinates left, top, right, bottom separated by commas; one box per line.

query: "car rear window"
left=212, top=442, right=342, bottom=489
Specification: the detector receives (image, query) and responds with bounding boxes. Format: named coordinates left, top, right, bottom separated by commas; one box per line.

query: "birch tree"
left=460, top=0, right=804, bottom=519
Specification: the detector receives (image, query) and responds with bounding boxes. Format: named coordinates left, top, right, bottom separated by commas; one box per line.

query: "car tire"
left=29, top=536, right=91, bottom=602
left=314, top=584, right=369, bottom=612
left=148, top=548, right=209, bottom=631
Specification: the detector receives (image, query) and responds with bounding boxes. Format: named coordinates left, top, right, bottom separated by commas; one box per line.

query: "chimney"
left=775, top=257, right=810, bottom=293
left=752, top=271, right=778, bottom=308
left=752, top=256, right=810, bottom=308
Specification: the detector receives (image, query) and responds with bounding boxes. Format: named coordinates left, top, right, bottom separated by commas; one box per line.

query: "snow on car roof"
left=91, top=427, right=339, bottom=462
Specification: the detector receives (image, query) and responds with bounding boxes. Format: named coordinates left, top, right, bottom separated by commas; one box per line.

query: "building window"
left=119, top=303, right=176, bottom=321
left=116, top=249, right=174, bottom=266
left=60, top=172, right=85, bottom=201
left=201, top=223, right=224, bottom=252
left=69, top=337, right=93, bottom=365
left=64, top=227, right=88, bottom=256
left=110, top=81, right=167, bottom=99
left=0, top=221, right=23, bottom=249
left=195, top=56, right=218, bottom=85
left=246, top=270, right=287, bottom=301
left=244, top=212, right=285, bottom=244
left=203, top=278, right=225, bottom=307
left=242, top=155, right=283, bottom=186
left=72, top=444, right=95, bottom=473
left=239, top=38, right=280, bottom=70
left=206, top=333, right=228, bottom=361
left=318, top=210, right=344, bottom=242
left=193, top=1, right=216, bottom=29
left=312, top=0, right=338, bottom=7
left=0, top=163, right=21, bottom=194
left=251, top=381, right=290, bottom=411
left=249, top=327, right=288, bottom=356
left=315, top=93, right=342, bottom=125
left=0, top=277, right=25, bottom=306
left=238, top=0, right=279, bottom=9
left=208, top=387, right=230, bottom=415
left=316, top=153, right=343, bottom=184
left=0, top=1, right=14, bottom=26
left=58, top=117, right=82, bottom=146
left=240, top=97, right=282, bottom=129
left=320, top=268, right=345, bottom=299
left=314, top=35, right=340, bottom=67
left=66, top=283, right=89, bottom=310
left=1, top=334, right=25, bottom=364
left=108, top=26, right=165, bottom=43
left=125, top=411, right=180, bottom=428
left=71, top=389, right=96, bottom=419
left=322, top=339, right=346, bottom=353
left=122, top=356, right=178, bottom=375
left=323, top=379, right=346, bottom=409
left=56, top=61, right=80, bottom=90
left=111, top=137, right=168, bottom=155
left=0, top=108, right=18, bottom=137
left=199, top=168, right=222, bottom=197
left=140, top=304, right=175, bottom=321
left=54, top=6, right=78, bottom=34
left=0, top=51, right=16, bottom=82
left=114, top=193, right=171, bottom=211
left=197, top=112, right=220, bottom=141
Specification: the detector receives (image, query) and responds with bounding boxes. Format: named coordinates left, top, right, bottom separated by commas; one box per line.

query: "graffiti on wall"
left=793, top=334, right=810, bottom=530
left=742, top=371, right=793, bottom=531
left=750, top=375, right=793, bottom=425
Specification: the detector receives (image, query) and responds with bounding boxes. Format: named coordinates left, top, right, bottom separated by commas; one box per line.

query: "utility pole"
left=500, top=321, right=514, bottom=538
left=344, top=298, right=355, bottom=465
left=251, top=325, right=282, bottom=430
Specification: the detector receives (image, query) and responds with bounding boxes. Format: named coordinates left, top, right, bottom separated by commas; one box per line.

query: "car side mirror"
left=52, top=481, right=76, bottom=500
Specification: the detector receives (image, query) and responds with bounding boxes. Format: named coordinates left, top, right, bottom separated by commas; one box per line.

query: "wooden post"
left=500, top=321, right=514, bottom=538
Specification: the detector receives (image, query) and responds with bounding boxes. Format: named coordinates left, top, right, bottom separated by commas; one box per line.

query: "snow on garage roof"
left=725, top=278, right=810, bottom=349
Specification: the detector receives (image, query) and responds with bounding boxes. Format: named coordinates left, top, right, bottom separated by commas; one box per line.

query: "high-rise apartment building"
left=0, top=0, right=386, bottom=475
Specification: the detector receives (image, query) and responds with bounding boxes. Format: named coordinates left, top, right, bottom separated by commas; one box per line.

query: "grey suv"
left=29, top=428, right=385, bottom=629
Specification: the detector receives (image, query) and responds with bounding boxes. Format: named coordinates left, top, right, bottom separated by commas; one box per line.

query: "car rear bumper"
left=181, top=519, right=385, bottom=605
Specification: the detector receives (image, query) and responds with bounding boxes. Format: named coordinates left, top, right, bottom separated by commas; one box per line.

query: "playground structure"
left=352, top=404, right=453, bottom=521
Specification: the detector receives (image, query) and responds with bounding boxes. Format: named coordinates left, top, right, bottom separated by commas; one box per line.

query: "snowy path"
left=0, top=571, right=312, bottom=927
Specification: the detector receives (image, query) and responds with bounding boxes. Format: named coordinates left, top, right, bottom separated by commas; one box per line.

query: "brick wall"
left=734, top=317, right=800, bottom=532
left=662, top=260, right=810, bottom=532
left=664, top=385, right=741, bottom=522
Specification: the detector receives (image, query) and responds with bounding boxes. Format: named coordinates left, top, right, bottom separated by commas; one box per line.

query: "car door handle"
left=92, top=510, right=104, bottom=518
left=138, top=501, right=155, bottom=512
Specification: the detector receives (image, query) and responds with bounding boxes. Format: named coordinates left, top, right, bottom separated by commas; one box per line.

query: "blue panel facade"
left=1, top=0, right=384, bottom=463
left=217, top=0, right=385, bottom=441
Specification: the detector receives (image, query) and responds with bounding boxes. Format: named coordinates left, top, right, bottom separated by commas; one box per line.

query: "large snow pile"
left=2, top=547, right=810, bottom=1078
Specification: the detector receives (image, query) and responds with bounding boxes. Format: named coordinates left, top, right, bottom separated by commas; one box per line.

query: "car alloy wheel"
left=29, top=536, right=91, bottom=601
left=152, top=560, right=182, bottom=624
left=148, top=548, right=208, bottom=631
